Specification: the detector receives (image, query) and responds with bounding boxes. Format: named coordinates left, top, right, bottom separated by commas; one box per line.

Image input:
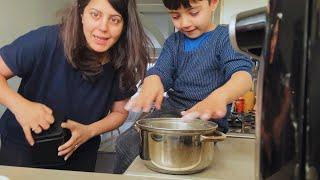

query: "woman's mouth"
left=93, top=35, right=109, bottom=45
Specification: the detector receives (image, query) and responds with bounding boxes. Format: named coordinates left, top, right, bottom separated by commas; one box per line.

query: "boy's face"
left=168, top=0, right=218, bottom=39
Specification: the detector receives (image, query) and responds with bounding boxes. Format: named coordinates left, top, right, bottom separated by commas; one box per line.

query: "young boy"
left=114, top=0, right=253, bottom=173
left=125, top=0, right=253, bottom=133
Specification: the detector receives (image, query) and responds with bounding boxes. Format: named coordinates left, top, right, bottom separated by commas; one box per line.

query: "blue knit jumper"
left=147, top=25, right=253, bottom=131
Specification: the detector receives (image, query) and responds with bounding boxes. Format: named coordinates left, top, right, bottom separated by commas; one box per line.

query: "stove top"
left=228, top=112, right=255, bottom=134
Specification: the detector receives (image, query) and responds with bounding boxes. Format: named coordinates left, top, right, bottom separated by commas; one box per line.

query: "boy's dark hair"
left=162, top=0, right=211, bottom=10
left=60, top=0, right=153, bottom=90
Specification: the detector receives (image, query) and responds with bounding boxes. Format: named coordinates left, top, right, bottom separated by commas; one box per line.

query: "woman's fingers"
left=32, top=126, right=42, bottom=134
left=58, top=136, right=77, bottom=152
left=45, top=114, right=54, bottom=124
left=23, top=127, right=34, bottom=146
left=38, top=120, right=50, bottom=130
left=42, top=105, right=53, bottom=114
left=64, top=148, right=77, bottom=161
left=58, top=144, right=76, bottom=156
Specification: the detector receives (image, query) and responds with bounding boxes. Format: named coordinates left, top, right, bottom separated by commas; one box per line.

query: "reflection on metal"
left=255, top=55, right=264, bottom=180
left=229, top=6, right=268, bottom=180
left=138, top=13, right=166, bottom=46
left=229, top=7, right=267, bottom=60
left=137, top=3, right=175, bottom=47
left=226, top=133, right=255, bottom=139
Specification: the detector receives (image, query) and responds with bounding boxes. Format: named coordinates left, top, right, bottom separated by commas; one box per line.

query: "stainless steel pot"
left=135, top=118, right=226, bottom=174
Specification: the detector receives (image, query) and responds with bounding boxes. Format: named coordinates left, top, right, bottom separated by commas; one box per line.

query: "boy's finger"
left=154, top=94, right=163, bottom=110
left=212, top=110, right=226, bottom=119
left=124, top=100, right=134, bottom=111
left=182, top=112, right=200, bottom=121
left=132, top=106, right=143, bottom=113
left=142, top=103, right=153, bottom=112
left=200, top=113, right=211, bottom=121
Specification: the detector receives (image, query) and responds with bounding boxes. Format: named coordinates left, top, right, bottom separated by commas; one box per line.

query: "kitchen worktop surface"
left=0, top=137, right=255, bottom=180
left=125, top=137, right=255, bottom=180
left=0, top=165, right=165, bottom=180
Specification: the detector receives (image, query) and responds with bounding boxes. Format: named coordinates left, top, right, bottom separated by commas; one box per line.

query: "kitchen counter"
left=125, top=137, right=255, bottom=180
left=0, top=137, right=255, bottom=180
left=0, top=165, right=167, bottom=180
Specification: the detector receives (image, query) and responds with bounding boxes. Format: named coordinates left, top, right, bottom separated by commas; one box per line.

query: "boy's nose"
left=180, top=17, right=192, bottom=29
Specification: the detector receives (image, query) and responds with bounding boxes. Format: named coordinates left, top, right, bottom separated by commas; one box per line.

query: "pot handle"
left=134, top=124, right=140, bottom=132
left=200, top=131, right=227, bottom=142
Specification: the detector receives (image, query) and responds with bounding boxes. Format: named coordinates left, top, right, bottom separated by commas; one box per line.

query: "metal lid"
left=136, top=118, right=218, bottom=134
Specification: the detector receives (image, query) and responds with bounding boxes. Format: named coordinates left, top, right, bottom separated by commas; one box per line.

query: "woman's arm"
left=58, top=99, right=129, bottom=160
left=88, top=99, right=129, bottom=137
left=0, top=55, right=18, bottom=110
left=0, top=55, right=54, bottom=145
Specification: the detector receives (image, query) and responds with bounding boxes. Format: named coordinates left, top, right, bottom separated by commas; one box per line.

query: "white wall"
left=221, top=0, right=268, bottom=24
left=0, top=0, right=72, bottom=116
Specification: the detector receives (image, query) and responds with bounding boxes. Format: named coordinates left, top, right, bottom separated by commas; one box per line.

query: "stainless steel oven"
left=230, top=0, right=320, bottom=179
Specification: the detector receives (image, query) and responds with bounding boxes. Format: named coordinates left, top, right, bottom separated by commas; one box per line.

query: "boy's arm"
left=125, top=34, right=177, bottom=112
left=182, top=71, right=252, bottom=120
left=125, top=75, right=164, bottom=112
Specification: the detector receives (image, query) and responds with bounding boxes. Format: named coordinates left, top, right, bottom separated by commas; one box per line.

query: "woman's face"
left=82, top=0, right=124, bottom=53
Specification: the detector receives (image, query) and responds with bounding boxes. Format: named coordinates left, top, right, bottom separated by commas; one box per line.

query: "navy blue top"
left=0, top=25, right=135, bottom=144
left=147, top=25, right=253, bottom=131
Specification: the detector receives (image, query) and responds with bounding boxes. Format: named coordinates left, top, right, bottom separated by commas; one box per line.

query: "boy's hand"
left=181, top=94, right=227, bottom=121
left=125, top=75, right=164, bottom=112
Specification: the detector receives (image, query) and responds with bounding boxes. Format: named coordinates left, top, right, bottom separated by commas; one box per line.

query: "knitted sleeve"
left=218, top=30, right=254, bottom=81
left=147, top=33, right=177, bottom=91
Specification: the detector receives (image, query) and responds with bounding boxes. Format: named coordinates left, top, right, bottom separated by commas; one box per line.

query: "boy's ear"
left=209, top=0, right=219, bottom=11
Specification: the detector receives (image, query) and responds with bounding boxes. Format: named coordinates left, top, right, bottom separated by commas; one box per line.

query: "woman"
left=0, top=0, right=152, bottom=172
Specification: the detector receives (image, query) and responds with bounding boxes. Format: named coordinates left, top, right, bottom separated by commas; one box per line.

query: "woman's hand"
left=58, top=120, right=94, bottom=161
left=13, top=100, right=54, bottom=146
left=125, top=75, right=164, bottom=112
left=181, top=94, right=227, bottom=121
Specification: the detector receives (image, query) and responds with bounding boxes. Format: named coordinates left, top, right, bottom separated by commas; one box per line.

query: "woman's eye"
left=110, top=17, right=121, bottom=24
left=90, top=12, right=100, bottom=19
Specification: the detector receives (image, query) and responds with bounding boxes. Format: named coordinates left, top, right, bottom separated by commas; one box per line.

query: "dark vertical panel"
left=306, top=0, right=320, bottom=178
left=260, top=0, right=309, bottom=179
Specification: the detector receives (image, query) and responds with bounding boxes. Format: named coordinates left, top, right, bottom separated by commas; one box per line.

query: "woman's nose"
left=99, top=18, right=109, bottom=32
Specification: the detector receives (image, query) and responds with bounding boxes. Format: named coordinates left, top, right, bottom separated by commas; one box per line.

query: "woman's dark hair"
left=162, top=0, right=211, bottom=10
left=60, top=0, right=153, bottom=90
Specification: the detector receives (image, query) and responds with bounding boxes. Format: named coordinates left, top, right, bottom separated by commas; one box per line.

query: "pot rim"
left=135, top=118, right=218, bottom=134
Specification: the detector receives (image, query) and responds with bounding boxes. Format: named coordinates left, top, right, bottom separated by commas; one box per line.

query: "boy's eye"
left=171, top=15, right=180, bottom=19
left=190, top=11, right=199, bottom=16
